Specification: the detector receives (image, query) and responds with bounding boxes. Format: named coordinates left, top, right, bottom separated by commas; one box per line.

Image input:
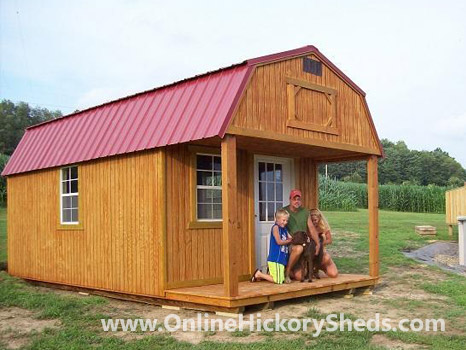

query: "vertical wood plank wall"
left=165, top=144, right=250, bottom=287
left=230, top=56, right=380, bottom=152
left=7, top=150, right=163, bottom=296
left=445, top=186, right=466, bottom=225
left=296, top=158, right=319, bottom=209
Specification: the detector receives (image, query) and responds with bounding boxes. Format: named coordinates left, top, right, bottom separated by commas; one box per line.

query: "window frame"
left=59, top=165, right=81, bottom=228
left=195, top=153, right=222, bottom=222
left=188, top=146, right=223, bottom=230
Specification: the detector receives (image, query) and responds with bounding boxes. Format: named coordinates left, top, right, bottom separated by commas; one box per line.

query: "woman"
left=310, top=209, right=338, bottom=278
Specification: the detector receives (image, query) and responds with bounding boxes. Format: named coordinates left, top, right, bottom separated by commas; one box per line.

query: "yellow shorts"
left=267, top=261, right=286, bottom=284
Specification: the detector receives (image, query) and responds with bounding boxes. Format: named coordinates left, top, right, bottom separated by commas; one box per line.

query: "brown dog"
left=291, top=231, right=317, bottom=282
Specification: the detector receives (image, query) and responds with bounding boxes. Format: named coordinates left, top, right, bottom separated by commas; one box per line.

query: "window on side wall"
left=60, top=166, right=79, bottom=224
left=196, top=154, right=222, bottom=221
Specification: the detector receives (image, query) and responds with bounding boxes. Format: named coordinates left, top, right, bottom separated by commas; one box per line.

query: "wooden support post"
left=222, top=135, right=239, bottom=297
left=157, top=149, right=167, bottom=296
left=362, top=286, right=374, bottom=296
left=343, top=288, right=354, bottom=299
left=367, top=156, right=379, bottom=278
left=247, top=152, right=256, bottom=275
left=448, top=225, right=453, bottom=237
left=216, top=307, right=245, bottom=317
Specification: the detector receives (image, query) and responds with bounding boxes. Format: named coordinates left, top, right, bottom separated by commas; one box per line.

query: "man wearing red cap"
left=282, top=189, right=320, bottom=283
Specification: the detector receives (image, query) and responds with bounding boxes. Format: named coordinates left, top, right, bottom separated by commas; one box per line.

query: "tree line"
left=320, top=139, right=466, bottom=188
left=1, top=99, right=465, bottom=205
left=0, top=99, right=62, bottom=204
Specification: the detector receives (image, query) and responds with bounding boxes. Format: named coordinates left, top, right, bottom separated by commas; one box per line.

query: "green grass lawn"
left=0, top=207, right=464, bottom=350
left=325, top=209, right=458, bottom=274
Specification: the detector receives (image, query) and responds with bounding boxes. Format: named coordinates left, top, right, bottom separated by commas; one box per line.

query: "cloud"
left=433, top=112, right=466, bottom=140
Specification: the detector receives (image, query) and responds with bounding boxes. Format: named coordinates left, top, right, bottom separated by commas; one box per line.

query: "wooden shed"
left=2, top=46, right=383, bottom=313
left=446, top=184, right=466, bottom=235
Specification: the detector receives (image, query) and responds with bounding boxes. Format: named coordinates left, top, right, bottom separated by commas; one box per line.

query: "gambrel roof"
left=2, top=46, right=382, bottom=176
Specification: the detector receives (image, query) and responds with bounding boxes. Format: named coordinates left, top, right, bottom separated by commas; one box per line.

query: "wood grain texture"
left=367, top=156, right=379, bottom=277
left=7, top=150, right=162, bottom=296
left=165, top=144, right=251, bottom=288
left=229, top=55, right=381, bottom=155
left=165, top=274, right=378, bottom=308
left=445, top=186, right=466, bottom=225
left=221, top=135, right=239, bottom=296
left=296, top=158, right=319, bottom=209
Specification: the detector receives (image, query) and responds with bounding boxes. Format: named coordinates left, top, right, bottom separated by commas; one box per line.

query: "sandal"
left=251, top=268, right=260, bottom=282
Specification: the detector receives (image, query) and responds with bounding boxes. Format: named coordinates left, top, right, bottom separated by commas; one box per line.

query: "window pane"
left=197, top=155, right=212, bottom=170
left=275, top=164, right=282, bottom=182
left=259, top=162, right=266, bottom=181
left=71, top=208, right=78, bottom=222
left=63, top=209, right=72, bottom=222
left=197, top=189, right=211, bottom=203
left=70, top=166, right=78, bottom=180
left=71, top=195, right=78, bottom=209
left=70, top=180, right=78, bottom=193
left=212, top=189, right=222, bottom=204
left=266, top=163, right=274, bottom=181
left=213, top=171, right=222, bottom=186
left=213, top=156, right=221, bottom=171
left=197, top=171, right=213, bottom=186
left=259, top=202, right=266, bottom=221
left=276, top=183, right=283, bottom=201
left=197, top=204, right=211, bottom=220
left=63, top=196, right=72, bottom=209
left=276, top=202, right=283, bottom=212
left=213, top=204, right=222, bottom=219
left=259, top=182, right=266, bottom=201
left=62, top=168, right=69, bottom=181
left=62, top=181, right=69, bottom=194
left=267, top=183, right=275, bottom=203
left=267, top=202, right=275, bottom=221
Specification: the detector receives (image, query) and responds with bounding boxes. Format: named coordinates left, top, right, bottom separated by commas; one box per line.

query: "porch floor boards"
left=165, top=274, right=378, bottom=309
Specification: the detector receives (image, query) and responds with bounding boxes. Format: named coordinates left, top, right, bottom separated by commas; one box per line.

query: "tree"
left=319, top=138, right=466, bottom=186
left=0, top=154, right=9, bottom=205
left=0, top=99, right=62, bottom=155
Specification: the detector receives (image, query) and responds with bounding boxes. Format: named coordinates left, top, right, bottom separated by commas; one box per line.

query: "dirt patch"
left=371, top=334, right=428, bottom=349
left=0, top=307, right=60, bottom=349
left=7, top=262, right=462, bottom=345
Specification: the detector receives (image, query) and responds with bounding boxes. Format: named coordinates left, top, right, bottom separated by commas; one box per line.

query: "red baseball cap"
left=289, top=189, right=302, bottom=199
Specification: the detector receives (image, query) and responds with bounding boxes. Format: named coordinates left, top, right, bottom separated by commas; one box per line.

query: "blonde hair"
left=275, top=208, right=290, bottom=220
left=310, top=209, right=330, bottom=233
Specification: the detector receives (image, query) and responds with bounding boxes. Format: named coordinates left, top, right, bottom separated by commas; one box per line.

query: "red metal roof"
left=2, top=46, right=378, bottom=176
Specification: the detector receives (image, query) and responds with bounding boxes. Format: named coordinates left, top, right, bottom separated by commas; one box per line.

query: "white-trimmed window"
left=60, top=166, right=79, bottom=224
left=196, top=154, right=222, bottom=221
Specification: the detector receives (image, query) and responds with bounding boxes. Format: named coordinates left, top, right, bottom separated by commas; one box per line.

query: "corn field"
left=319, top=176, right=446, bottom=213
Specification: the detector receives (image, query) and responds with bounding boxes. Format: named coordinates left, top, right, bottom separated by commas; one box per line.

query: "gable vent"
left=303, top=57, right=322, bottom=76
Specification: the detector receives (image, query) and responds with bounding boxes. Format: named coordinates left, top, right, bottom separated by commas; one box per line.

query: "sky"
left=1, top=0, right=465, bottom=168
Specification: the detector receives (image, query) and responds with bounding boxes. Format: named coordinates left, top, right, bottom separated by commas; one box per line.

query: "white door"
left=254, top=156, right=293, bottom=271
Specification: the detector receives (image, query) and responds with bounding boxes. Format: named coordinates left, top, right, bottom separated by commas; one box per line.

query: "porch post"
left=367, top=156, right=379, bottom=277
left=221, top=134, right=239, bottom=297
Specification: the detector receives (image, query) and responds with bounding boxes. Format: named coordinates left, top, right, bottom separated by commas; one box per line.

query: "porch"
left=165, top=274, right=378, bottom=313
left=213, top=133, right=380, bottom=300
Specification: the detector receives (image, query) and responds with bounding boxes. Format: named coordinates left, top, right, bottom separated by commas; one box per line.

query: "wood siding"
left=165, top=144, right=251, bottom=287
left=229, top=55, right=380, bottom=154
left=296, top=158, right=319, bottom=209
left=446, top=186, right=466, bottom=225
left=7, top=150, right=163, bottom=296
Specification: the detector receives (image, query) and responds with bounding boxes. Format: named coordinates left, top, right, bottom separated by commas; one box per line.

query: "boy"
left=251, top=209, right=292, bottom=284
